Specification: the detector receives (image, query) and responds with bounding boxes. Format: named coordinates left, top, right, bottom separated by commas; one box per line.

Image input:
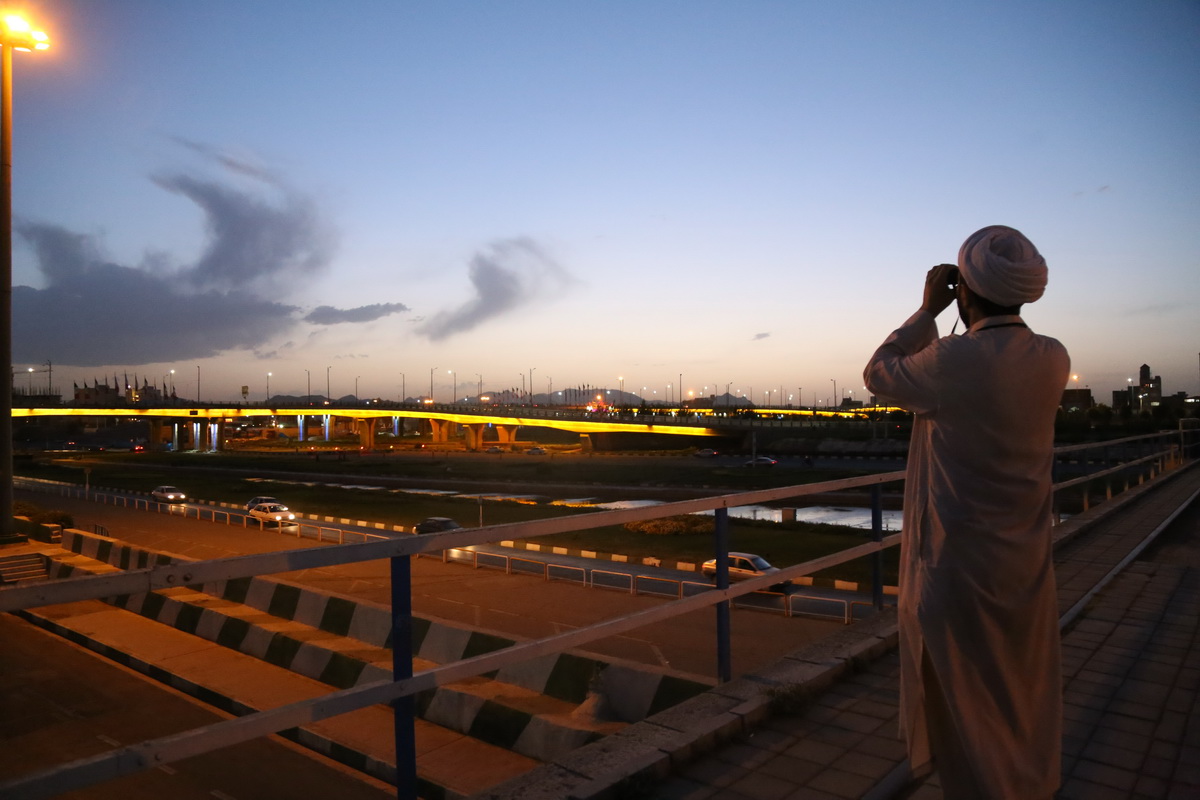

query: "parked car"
left=694, top=448, right=719, bottom=458
left=702, top=552, right=790, bottom=591
left=484, top=446, right=505, bottom=453
left=526, top=447, right=547, bottom=455
left=412, top=517, right=462, bottom=535
left=245, top=496, right=281, bottom=511
left=743, top=456, right=778, bottom=467
left=151, top=485, right=186, bottom=503
left=248, top=503, right=296, bottom=523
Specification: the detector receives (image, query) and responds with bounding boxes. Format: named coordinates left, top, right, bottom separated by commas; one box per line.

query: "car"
left=702, top=552, right=791, bottom=591
left=694, top=448, right=719, bottom=458
left=248, top=503, right=296, bottom=523
left=484, top=446, right=505, bottom=453
left=412, top=517, right=462, bottom=535
left=245, top=496, right=281, bottom=511
left=151, top=485, right=186, bottom=503
left=743, top=456, right=778, bottom=467
left=526, top=447, right=547, bottom=455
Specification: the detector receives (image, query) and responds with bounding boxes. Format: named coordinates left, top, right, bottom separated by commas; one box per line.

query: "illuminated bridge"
left=12, top=403, right=876, bottom=452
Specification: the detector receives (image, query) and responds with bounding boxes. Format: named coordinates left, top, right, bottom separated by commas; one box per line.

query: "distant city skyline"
left=10, top=1, right=1200, bottom=401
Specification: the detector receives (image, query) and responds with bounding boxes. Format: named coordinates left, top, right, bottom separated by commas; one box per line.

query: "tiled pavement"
left=635, top=464, right=1200, bottom=800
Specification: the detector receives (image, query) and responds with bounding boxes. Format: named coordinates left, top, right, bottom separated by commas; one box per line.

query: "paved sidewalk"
left=646, top=465, right=1200, bottom=800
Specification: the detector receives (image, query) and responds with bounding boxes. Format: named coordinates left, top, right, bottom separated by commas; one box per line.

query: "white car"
left=249, top=503, right=296, bottom=523
left=702, top=552, right=791, bottom=591
left=151, top=485, right=186, bottom=503
left=245, top=495, right=280, bottom=511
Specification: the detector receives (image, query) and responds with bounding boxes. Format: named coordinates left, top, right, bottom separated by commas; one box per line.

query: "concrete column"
left=192, top=421, right=203, bottom=451
left=463, top=424, right=486, bottom=451
left=428, top=418, right=450, bottom=443
left=493, top=425, right=517, bottom=444
left=297, top=415, right=306, bottom=442
left=393, top=416, right=400, bottom=437
left=172, top=422, right=181, bottom=452
left=212, top=421, right=224, bottom=452
left=357, top=418, right=376, bottom=450
left=324, top=414, right=332, bottom=441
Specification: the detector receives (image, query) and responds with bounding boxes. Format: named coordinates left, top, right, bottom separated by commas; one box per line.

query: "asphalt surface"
left=14, top=485, right=845, bottom=680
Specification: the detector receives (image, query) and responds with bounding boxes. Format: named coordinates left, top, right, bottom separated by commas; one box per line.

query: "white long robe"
left=864, top=310, right=1069, bottom=799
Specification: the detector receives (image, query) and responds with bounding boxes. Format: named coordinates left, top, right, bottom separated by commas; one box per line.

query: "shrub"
left=623, top=515, right=713, bottom=536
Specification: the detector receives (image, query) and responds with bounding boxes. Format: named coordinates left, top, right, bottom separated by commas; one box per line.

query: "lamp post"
left=326, top=366, right=331, bottom=404
left=266, top=372, right=271, bottom=404
left=305, top=369, right=311, bottom=404
left=400, top=372, right=405, bottom=403
left=831, top=378, right=837, bottom=410
left=447, top=369, right=455, bottom=404
left=529, top=367, right=536, bottom=405
left=355, top=375, right=360, bottom=402
left=196, top=365, right=200, bottom=403
left=0, top=14, right=49, bottom=540
left=475, top=373, right=482, bottom=403
left=430, top=366, right=437, bottom=403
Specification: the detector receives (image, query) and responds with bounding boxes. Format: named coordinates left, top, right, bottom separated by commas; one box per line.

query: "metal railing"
left=2, top=429, right=1194, bottom=800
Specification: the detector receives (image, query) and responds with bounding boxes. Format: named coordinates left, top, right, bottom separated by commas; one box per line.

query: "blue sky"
left=11, top=0, right=1199, bottom=405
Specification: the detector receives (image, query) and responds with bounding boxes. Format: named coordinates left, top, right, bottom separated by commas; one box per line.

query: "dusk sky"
left=10, top=0, right=1199, bottom=406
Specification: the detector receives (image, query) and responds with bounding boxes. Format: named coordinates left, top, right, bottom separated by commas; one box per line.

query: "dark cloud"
left=416, top=237, right=576, bottom=341
left=304, top=303, right=409, bottom=325
left=151, top=171, right=334, bottom=295
left=13, top=140, right=403, bottom=367
left=15, top=224, right=297, bottom=365
left=752, top=332, right=771, bottom=341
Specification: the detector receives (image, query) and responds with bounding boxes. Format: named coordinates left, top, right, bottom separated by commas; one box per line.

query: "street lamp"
left=447, top=369, right=455, bottom=404
left=355, top=375, right=361, bottom=402
left=305, top=369, right=311, bottom=404
left=430, top=366, right=437, bottom=403
left=266, top=372, right=272, bottom=404
left=529, top=367, right=536, bottom=405
left=0, top=14, right=49, bottom=538
left=326, top=366, right=331, bottom=403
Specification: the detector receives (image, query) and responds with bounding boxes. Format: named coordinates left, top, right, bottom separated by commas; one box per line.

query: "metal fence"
left=1, top=428, right=1194, bottom=800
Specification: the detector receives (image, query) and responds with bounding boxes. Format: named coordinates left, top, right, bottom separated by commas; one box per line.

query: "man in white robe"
left=863, top=226, right=1069, bottom=798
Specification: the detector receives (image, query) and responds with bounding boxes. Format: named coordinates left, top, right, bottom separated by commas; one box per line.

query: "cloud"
left=304, top=303, right=409, bottom=325
left=13, top=140, right=405, bottom=367
left=416, top=237, right=576, bottom=341
left=752, top=332, right=771, bottom=341
left=151, top=168, right=335, bottom=295
left=15, top=224, right=297, bottom=365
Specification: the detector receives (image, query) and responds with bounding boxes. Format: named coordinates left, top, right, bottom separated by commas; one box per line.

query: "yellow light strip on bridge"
left=11, top=407, right=724, bottom=437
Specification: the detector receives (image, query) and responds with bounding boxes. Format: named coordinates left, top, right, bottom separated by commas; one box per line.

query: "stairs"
left=0, top=553, right=47, bottom=583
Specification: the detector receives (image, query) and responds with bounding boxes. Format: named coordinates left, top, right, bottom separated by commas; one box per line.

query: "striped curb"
left=54, top=529, right=710, bottom=762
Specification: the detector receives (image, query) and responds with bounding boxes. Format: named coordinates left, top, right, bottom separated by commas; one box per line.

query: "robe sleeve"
left=863, top=309, right=943, bottom=415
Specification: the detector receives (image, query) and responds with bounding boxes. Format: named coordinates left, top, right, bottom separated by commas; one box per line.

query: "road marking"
left=210, top=791, right=237, bottom=800
left=96, top=734, right=121, bottom=746
left=158, top=765, right=178, bottom=775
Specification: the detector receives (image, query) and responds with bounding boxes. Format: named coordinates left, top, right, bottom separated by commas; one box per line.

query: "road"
left=0, top=613, right=396, bottom=800
left=16, top=486, right=845, bottom=679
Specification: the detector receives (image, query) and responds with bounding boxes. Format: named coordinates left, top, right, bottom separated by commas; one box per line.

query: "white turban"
left=957, top=225, right=1047, bottom=306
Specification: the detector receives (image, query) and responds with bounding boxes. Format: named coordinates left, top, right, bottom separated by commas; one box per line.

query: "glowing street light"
left=1, top=13, right=49, bottom=538
left=266, top=372, right=272, bottom=404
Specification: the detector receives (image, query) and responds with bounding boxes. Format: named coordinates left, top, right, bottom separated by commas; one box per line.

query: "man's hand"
left=921, top=263, right=958, bottom=317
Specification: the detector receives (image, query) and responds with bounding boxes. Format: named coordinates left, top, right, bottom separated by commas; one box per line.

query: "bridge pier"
left=356, top=418, right=377, bottom=450
left=428, top=418, right=451, bottom=443
left=297, top=415, right=305, bottom=442
left=493, top=425, right=517, bottom=444
left=324, top=414, right=332, bottom=442
left=463, top=424, right=487, bottom=451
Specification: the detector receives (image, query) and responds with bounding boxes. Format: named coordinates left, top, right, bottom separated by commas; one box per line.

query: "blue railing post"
left=871, top=485, right=884, bottom=610
left=714, top=507, right=731, bottom=683
left=390, top=555, right=417, bottom=800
